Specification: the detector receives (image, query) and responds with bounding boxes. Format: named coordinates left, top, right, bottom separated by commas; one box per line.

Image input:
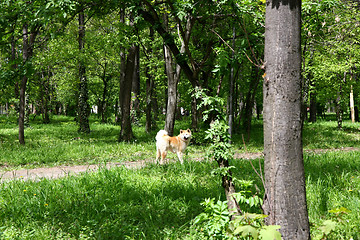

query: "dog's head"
left=180, top=129, right=192, bottom=141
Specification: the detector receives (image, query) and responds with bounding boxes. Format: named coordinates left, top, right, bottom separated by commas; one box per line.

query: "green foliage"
left=302, top=0, right=360, bottom=110
left=191, top=89, right=281, bottom=240
left=192, top=198, right=230, bottom=239
left=312, top=207, right=351, bottom=240
left=191, top=182, right=281, bottom=240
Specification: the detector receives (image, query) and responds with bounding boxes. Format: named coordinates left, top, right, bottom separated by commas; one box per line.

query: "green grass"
left=0, top=161, right=223, bottom=239
left=305, top=151, right=360, bottom=239
left=0, top=115, right=156, bottom=168
left=1, top=114, right=360, bottom=239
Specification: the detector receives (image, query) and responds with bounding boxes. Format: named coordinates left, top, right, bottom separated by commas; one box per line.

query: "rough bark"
left=119, top=45, right=136, bottom=141
left=263, top=0, right=310, bottom=239
left=78, top=10, right=90, bottom=133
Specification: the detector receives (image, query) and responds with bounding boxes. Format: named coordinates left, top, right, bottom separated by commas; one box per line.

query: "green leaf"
left=259, top=225, right=281, bottom=240
left=318, top=220, right=336, bottom=235
left=328, top=207, right=351, bottom=214
left=233, top=225, right=259, bottom=239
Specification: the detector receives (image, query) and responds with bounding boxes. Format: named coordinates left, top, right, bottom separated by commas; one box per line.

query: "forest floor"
left=1, top=147, right=358, bottom=182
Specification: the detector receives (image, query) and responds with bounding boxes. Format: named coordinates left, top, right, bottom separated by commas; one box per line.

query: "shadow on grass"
left=0, top=162, right=222, bottom=239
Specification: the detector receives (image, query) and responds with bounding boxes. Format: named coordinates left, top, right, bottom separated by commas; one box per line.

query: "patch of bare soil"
left=1, top=147, right=359, bottom=182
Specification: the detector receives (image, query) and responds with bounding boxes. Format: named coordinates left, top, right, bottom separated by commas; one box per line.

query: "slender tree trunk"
left=309, top=73, right=317, bottom=123
left=40, top=69, right=50, bottom=124
left=131, top=45, right=140, bottom=122
left=19, top=24, right=29, bottom=145
left=119, top=45, right=136, bottom=141
left=78, top=10, right=90, bottom=133
left=11, top=35, right=19, bottom=100
left=145, top=28, right=156, bottom=133
left=140, top=7, right=201, bottom=130
left=228, top=27, right=235, bottom=142
left=309, top=91, right=317, bottom=123
left=336, top=72, right=346, bottom=129
left=99, top=62, right=108, bottom=123
left=217, top=158, right=240, bottom=218
left=263, top=1, right=310, bottom=239
left=350, top=86, right=355, bottom=123
left=164, top=44, right=178, bottom=136
left=115, top=9, right=126, bottom=125
left=242, top=67, right=260, bottom=141
left=336, top=91, right=343, bottom=129
left=145, top=69, right=155, bottom=133
left=19, top=23, right=38, bottom=144
left=101, top=77, right=108, bottom=123
left=163, top=13, right=182, bottom=136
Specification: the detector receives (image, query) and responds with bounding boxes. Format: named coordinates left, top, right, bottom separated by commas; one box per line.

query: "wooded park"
left=1, top=0, right=360, bottom=239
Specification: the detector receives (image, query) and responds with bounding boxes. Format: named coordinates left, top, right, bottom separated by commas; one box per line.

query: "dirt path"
left=1, top=147, right=358, bottom=182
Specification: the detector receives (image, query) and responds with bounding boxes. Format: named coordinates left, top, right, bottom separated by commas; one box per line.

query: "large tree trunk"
left=263, top=1, right=310, bottom=239
left=78, top=10, right=90, bottom=133
left=119, top=45, right=136, bottom=141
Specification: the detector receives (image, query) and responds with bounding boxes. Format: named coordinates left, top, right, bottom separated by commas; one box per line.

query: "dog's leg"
left=177, top=151, right=184, bottom=164
left=160, top=151, right=167, bottom=164
left=156, top=147, right=161, bottom=163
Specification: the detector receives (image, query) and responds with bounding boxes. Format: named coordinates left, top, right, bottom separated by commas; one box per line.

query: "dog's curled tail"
left=155, top=130, right=168, bottom=141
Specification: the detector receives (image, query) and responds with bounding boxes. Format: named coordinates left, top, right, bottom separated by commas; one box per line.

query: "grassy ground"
left=0, top=114, right=360, bottom=239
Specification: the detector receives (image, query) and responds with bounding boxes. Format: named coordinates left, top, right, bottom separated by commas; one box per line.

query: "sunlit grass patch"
left=0, top=162, right=221, bottom=239
left=305, top=151, right=360, bottom=239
